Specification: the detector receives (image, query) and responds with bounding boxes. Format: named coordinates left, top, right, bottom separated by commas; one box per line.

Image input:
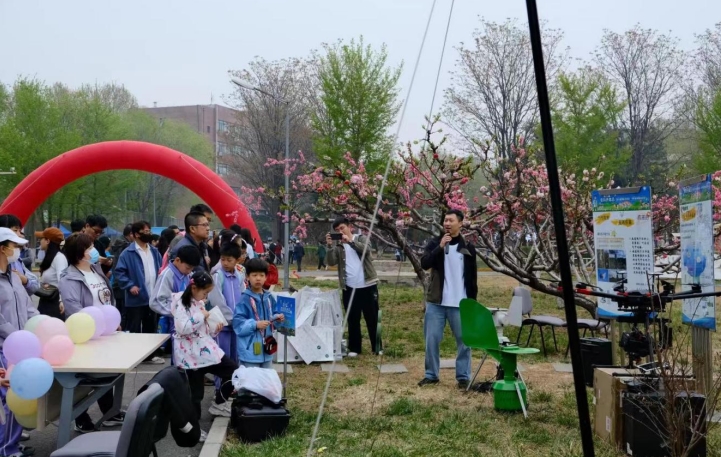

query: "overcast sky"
left=0, top=0, right=718, bottom=144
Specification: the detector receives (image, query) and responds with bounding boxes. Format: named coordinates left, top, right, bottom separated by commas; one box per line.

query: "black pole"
left=524, top=1, right=595, bottom=456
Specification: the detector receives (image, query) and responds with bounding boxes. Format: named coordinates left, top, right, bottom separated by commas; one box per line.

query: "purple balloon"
left=4, top=330, right=41, bottom=365
left=100, top=306, right=121, bottom=335
left=81, top=307, right=106, bottom=339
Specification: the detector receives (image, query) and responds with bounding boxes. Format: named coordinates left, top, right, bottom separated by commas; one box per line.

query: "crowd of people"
left=0, top=204, right=480, bottom=456
left=0, top=204, right=289, bottom=455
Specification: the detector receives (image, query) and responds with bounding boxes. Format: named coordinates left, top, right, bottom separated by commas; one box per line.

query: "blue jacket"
left=233, top=289, right=278, bottom=364
left=114, top=243, right=162, bottom=307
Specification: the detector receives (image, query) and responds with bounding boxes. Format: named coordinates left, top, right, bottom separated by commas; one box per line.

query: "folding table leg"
left=468, top=353, right=487, bottom=392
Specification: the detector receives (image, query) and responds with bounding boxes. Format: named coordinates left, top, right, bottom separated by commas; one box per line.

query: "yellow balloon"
left=65, top=313, right=95, bottom=344
left=14, top=412, right=37, bottom=429
left=7, top=389, right=37, bottom=416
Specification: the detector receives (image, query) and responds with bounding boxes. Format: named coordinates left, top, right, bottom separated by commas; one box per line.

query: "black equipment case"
left=230, top=391, right=291, bottom=443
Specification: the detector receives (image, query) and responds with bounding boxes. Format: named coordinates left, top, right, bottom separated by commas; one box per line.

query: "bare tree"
left=444, top=18, right=567, bottom=159
left=694, top=23, right=721, bottom=95
left=226, top=58, right=315, bottom=240
left=594, top=25, right=687, bottom=182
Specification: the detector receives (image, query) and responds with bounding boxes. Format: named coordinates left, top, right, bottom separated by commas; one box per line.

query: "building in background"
left=142, top=104, right=243, bottom=198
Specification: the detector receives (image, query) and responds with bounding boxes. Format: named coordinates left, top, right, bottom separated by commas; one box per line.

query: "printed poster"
left=592, top=187, right=654, bottom=317
left=276, top=296, right=296, bottom=336
left=679, top=175, right=716, bottom=330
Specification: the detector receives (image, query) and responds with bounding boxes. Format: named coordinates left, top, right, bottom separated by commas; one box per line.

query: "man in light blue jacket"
left=115, top=221, right=163, bottom=363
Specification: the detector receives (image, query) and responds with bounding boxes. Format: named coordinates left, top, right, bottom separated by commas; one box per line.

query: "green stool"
left=459, top=299, right=540, bottom=417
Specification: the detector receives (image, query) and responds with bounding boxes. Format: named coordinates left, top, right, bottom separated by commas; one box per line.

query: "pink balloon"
left=81, top=307, right=106, bottom=339
left=100, top=306, right=121, bottom=336
left=4, top=330, right=42, bottom=365
left=34, top=318, right=69, bottom=345
left=42, top=335, right=75, bottom=366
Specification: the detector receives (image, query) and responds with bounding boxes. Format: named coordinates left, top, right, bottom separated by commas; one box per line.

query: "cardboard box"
left=593, top=367, right=698, bottom=450
left=593, top=367, right=639, bottom=449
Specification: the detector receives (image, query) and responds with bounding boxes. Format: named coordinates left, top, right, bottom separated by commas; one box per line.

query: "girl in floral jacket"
left=173, top=270, right=238, bottom=423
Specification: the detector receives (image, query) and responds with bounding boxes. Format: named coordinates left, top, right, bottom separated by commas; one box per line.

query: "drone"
left=558, top=279, right=718, bottom=368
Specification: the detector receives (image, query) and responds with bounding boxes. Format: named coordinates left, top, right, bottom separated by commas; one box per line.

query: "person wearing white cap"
left=0, top=215, right=39, bottom=297
left=0, top=227, right=39, bottom=457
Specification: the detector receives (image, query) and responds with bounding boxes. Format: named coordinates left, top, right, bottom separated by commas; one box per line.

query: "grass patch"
left=222, top=275, right=721, bottom=457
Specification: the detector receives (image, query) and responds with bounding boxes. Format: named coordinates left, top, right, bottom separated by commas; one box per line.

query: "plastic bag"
left=231, top=366, right=283, bottom=404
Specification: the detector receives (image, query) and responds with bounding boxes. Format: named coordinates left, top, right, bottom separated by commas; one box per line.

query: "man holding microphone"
left=326, top=217, right=381, bottom=357
left=418, top=209, right=478, bottom=389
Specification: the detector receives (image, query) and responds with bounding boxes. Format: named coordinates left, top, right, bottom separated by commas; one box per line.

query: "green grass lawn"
left=222, top=277, right=721, bottom=457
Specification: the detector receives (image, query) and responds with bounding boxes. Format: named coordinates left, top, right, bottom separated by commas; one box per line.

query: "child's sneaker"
left=199, top=430, right=208, bottom=443
left=208, top=401, right=231, bottom=418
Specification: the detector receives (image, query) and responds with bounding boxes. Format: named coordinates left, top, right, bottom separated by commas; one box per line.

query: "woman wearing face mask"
left=0, top=227, right=40, bottom=457
left=58, top=233, right=124, bottom=433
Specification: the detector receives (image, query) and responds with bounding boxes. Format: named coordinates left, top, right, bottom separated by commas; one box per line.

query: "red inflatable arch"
left=0, top=141, right=263, bottom=252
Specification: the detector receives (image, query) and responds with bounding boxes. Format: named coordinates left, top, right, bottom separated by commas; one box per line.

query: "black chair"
left=512, top=287, right=566, bottom=356
left=50, top=383, right=164, bottom=457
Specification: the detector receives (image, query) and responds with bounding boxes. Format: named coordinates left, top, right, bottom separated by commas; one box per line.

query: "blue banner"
left=276, top=296, right=296, bottom=336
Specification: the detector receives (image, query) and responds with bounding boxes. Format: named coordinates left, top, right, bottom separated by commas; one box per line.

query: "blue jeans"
left=424, top=303, right=471, bottom=382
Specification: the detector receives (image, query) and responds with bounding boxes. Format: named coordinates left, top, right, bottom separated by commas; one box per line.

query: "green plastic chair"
left=459, top=298, right=540, bottom=417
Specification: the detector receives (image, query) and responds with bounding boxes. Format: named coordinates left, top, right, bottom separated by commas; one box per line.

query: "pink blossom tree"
left=244, top=122, right=684, bottom=315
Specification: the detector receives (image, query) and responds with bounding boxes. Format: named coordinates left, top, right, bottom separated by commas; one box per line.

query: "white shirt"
left=246, top=244, right=256, bottom=259
left=441, top=243, right=467, bottom=307
left=135, top=242, right=157, bottom=296
left=343, top=242, right=367, bottom=289
left=82, top=269, right=112, bottom=306
left=40, top=252, right=68, bottom=288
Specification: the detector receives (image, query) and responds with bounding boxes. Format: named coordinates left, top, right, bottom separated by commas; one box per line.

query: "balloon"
left=4, top=330, right=41, bottom=365
left=65, top=313, right=95, bottom=344
left=42, top=335, right=75, bottom=366
left=34, top=317, right=69, bottom=345
left=6, top=389, right=37, bottom=416
left=14, top=412, right=38, bottom=429
left=10, top=358, right=54, bottom=400
left=24, top=315, right=49, bottom=333
left=81, top=307, right=106, bottom=339
left=4, top=364, right=14, bottom=381
left=100, top=305, right=121, bottom=336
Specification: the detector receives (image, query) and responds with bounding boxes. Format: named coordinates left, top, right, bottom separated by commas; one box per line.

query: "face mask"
left=6, top=248, right=20, bottom=264
left=138, top=233, right=154, bottom=244
left=87, top=247, right=100, bottom=264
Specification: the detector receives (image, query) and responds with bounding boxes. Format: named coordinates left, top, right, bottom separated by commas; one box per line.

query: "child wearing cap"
left=0, top=227, right=40, bottom=457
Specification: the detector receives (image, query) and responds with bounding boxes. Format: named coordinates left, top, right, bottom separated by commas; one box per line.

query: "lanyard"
left=249, top=295, right=274, bottom=332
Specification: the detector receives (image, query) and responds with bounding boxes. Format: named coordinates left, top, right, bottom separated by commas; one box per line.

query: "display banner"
left=679, top=175, right=716, bottom=330
left=592, top=187, right=654, bottom=317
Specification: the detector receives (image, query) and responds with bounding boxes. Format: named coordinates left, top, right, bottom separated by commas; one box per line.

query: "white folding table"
left=36, top=332, right=169, bottom=448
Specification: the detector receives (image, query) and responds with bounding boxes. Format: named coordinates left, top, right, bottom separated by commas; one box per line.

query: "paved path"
left=25, top=358, right=213, bottom=457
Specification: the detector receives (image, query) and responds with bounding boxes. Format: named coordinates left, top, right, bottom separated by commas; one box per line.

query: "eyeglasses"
left=139, top=230, right=152, bottom=235
left=193, top=223, right=210, bottom=228
left=92, top=227, right=104, bottom=235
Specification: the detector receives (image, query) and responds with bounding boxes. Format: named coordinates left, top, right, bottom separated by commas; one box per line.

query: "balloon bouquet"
left=2, top=306, right=121, bottom=428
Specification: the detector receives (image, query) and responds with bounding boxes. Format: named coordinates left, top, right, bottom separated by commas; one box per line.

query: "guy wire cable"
left=365, top=1, right=455, bottom=454
left=306, top=1, right=439, bottom=455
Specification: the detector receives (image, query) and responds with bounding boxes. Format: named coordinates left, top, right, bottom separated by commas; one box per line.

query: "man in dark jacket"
left=115, top=221, right=163, bottom=363
left=418, top=209, right=478, bottom=389
left=110, top=224, right=134, bottom=328
left=169, top=212, right=211, bottom=272
left=294, top=241, right=305, bottom=272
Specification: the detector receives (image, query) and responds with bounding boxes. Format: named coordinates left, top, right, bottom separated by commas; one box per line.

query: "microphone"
left=444, top=229, right=450, bottom=254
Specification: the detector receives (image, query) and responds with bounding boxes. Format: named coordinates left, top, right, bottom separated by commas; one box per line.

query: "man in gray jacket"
left=326, top=217, right=381, bottom=357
